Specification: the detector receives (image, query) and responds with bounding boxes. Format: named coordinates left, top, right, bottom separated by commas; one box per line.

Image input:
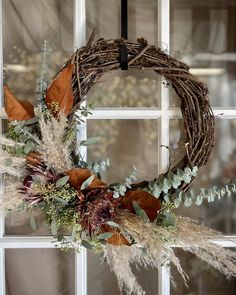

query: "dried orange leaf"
left=4, top=86, right=35, bottom=121
left=122, top=190, right=161, bottom=222
left=45, top=64, right=74, bottom=116
left=101, top=224, right=130, bottom=246
left=65, top=168, right=106, bottom=190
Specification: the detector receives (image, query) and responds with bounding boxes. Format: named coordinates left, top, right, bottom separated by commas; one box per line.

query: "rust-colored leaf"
left=4, top=86, right=35, bottom=121
left=65, top=168, right=106, bottom=190
left=122, top=190, right=161, bottom=222
left=101, top=224, right=130, bottom=246
left=26, top=152, right=42, bottom=166
left=106, top=231, right=130, bottom=246
left=45, top=64, right=74, bottom=116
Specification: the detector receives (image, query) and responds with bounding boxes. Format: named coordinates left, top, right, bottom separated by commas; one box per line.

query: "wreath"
left=2, top=36, right=235, bottom=295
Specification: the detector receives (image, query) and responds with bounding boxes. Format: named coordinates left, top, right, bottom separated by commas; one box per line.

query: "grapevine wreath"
left=2, top=36, right=236, bottom=295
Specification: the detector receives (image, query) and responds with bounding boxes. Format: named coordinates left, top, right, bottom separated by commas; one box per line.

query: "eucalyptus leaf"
left=113, top=191, right=120, bottom=198
left=106, top=221, right=120, bottom=228
left=153, top=183, right=162, bottom=198
left=29, top=216, right=37, bottom=231
left=191, top=166, right=198, bottom=177
left=81, top=175, right=94, bottom=190
left=56, top=176, right=70, bottom=188
left=81, top=240, right=93, bottom=249
left=24, top=140, right=34, bottom=154
left=80, top=137, right=101, bottom=146
left=163, top=179, right=171, bottom=193
left=4, top=158, right=12, bottom=167
left=15, top=147, right=24, bottom=156
left=132, top=201, right=149, bottom=222
left=24, top=116, right=39, bottom=126
left=51, top=219, right=58, bottom=236
left=164, top=194, right=171, bottom=203
left=174, top=197, right=181, bottom=208
left=195, top=195, right=203, bottom=206
left=172, top=175, right=181, bottom=189
left=162, top=213, right=176, bottom=227
left=97, top=232, right=113, bottom=240
left=184, top=197, right=192, bottom=207
left=182, top=174, right=192, bottom=184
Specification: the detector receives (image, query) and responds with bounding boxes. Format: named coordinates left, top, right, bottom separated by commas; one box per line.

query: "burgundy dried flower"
left=21, top=164, right=59, bottom=205
left=78, top=188, right=121, bottom=236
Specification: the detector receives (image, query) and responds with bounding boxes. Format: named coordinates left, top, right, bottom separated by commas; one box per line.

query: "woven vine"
left=55, top=34, right=215, bottom=192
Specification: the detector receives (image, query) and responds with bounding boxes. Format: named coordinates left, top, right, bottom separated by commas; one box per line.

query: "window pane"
left=5, top=211, right=50, bottom=236
left=170, top=118, right=236, bottom=234
left=87, top=119, right=159, bottom=184
left=88, top=251, right=158, bottom=295
left=5, top=249, right=75, bottom=295
left=87, top=70, right=160, bottom=108
left=86, top=0, right=158, bottom=42
left=3, top=0, right=73, bottom=105
left=86, top=0, right=160, bottom=107
left=170, top=0, right=236, bottom=107
left=171, top=249, right=236, bottom=295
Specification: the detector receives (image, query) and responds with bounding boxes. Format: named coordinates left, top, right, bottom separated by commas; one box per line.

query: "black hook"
left=120, top=0, right=128, bottom=70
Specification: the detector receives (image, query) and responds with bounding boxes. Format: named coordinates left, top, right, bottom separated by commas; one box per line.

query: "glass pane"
left=3, top=0, right=73, bottom=105
left=87, top=70, right=160, bottom=108
left=88, top=251, right=158, bottom=295
left=170, top=118, right=236, bottom=234
left=5, top=249, right=75, bottom=295
left=86, top=0, right=160, bottom=108
left=86, top=0, right=158, bottom=43
left=171, top=249, right=236, bottom=295
left=5, top=210, right=50, bottom=235
left=87, top=119, right=159, bottom=184
left=170, top=0, right=236, bottom=107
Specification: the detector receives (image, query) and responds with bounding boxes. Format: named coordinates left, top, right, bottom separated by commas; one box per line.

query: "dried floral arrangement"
left=1, top=36, right=236, bottom=295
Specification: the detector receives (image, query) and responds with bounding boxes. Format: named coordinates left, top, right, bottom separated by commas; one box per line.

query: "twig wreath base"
left=63, top=35, right=215, bottom=187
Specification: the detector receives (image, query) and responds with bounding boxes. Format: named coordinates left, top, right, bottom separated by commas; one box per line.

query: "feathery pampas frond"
left=0, top=149, right=26, bottom=177
left=103, top=213, right=236, bottom=295
left=0, top=180, right=23, bottom=212
left=36, top=112, right=73, bottom=173
left=0, top=136, right=24, bottom=147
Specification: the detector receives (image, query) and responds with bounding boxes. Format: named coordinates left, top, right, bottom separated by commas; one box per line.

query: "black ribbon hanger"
left=119, top=0, right=128, bottom=70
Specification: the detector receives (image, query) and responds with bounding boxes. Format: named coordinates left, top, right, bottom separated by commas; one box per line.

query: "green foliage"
left=132, top=201, right=149, bottom=222
left=146, top=166, right=198, bottom=199
left=106, top=221, right=120, bottom=228
left=56, top=176, right=70, bottom=188
left=97, top=232, right=113, bottom=240
left=110, top=167, right=138, bottom=198
left=81, top=175, right=95, bottom=190
left=156, top=202, right=176, bottom=228
left=80, top=137, right=101, bottom=146
left=81, top=239, right=93, bottom=249
left=174, top=182, right=236, bottom=208
left=24, top=140, right=34, bottom=154
left=88, top=159, right=110, bottom=174
left=29, top=216, right=37, bottom=231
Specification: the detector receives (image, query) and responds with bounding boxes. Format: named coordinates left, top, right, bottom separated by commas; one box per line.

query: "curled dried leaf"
left=4, top=86, right=35, bottom=121
left=122, top=190, right=161, bottom=222
left=45, top=64, right=74, bottom=116
left=65, top=168, right=106, bottom=190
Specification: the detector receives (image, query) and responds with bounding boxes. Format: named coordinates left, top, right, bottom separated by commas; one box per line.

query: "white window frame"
left=0, top=1, right=236, bottom=295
